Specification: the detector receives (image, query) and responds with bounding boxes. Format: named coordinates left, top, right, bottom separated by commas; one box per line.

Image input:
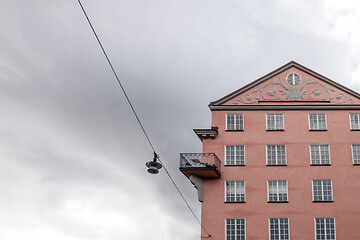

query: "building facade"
left=180, top=62, right=360, bottom=240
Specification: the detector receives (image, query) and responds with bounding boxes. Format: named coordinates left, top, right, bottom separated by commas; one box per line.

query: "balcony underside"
left=179, top=167, right=221, bottom=178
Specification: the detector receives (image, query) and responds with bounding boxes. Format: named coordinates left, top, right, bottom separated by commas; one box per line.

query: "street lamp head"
left=146, top=161, right=162, bottom=174
left=146, top=152, right=162, bottom=174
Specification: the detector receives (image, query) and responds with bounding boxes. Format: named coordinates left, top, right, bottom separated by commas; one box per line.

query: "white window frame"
left=310, top=145, right=331, bottom=165
left=225, top=218, right=246, bottom=240
left=267, top=180, right=288, bottom=202
left=225, top=145, right=245, bottom=166
left=225, top=181, right=246, bottom=203
left=350, top=113, right=360, bottom=130
left=352, top=144, right=360, bottom=165
left=314, top=218, right=335, bottom=240
left=312, top=180, right=333, bottom=202
left=308, top=113, right=327, bottom=130
left=266, top=145, right=287, bottom=165
left=226, top=113, right=244, bottom=131
left=266, top=113, right=284, bottom=130
left=268, top=218, right=290, bottom=240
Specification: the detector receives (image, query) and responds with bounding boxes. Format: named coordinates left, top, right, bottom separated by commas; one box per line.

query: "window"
left=312, top=180, right=333, bottom=202
left=267, top=114, right=284, bottom=130
left=350, top=113, right=360, bottom=130
left=225, top=181, right=245, bottom=202
left=226, top=114, right=244, bottom=131
left=315, top=218, right=335, bottom=240
left=310, top=145, right=330, bottom=165
left=309, top=113, right=327, bottom=130
left=266, top=145, right=286, bottom=165
left=267, top=180, right=288, bottom=202
left=269, top=218, right=289, bottom=240
left=352, top=144, right=360, bottom=165
left=225, top=145, right=245, bottom=165
left=226, top=218, right=246, bottom=240
left=287, top=73, right=301, bottom=85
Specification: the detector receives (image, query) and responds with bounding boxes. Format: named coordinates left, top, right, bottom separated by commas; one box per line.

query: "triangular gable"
left=210, top=61, right=360, bottom=107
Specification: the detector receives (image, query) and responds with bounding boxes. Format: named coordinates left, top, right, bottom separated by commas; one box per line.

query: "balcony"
left=179, top=153, right=221, bottom=178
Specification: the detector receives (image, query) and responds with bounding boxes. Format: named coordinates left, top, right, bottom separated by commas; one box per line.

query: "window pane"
left=318, top=114, right=326, bottom=130
left=315, top=218, right=335, bottom=240
left=268, top=180, right=288, bottom=202
left=267, top=145, right=277, bottom=165
left=226, top=145, right=245, bottom=165
left=269, top=218, right=289, bottom=240
left=309, top=114, right=327, bottom=130
left=267, top=114, right=284, bottom=130
left=277, top=146, right=286, bottom=165
left=226, top=114, right=244, bottom=130
left=309, top=114, right=317, bottom=130
left=313, top=180, right=333, bottom=202
left=267, top=145, right=286, bottom=165
left=353, top=145, right=360, bottom=164
left=276, top=114, right=284, bottom=130
left=311, top=145, right=330, bottom=165
left=226, top=218, right=245, bottom=240
left=350, top=113, right=360, bottom=130
left=226, top=181, right=245, bottom=202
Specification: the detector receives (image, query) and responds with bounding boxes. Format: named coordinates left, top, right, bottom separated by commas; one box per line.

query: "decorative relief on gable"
left=233, top=76, right=356, bottom=104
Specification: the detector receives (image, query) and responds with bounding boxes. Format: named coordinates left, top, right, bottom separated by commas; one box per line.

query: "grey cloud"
left=0, top=0, right=359, bottom=239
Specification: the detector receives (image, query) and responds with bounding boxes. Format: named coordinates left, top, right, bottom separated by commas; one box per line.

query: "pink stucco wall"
left=200, top=109, right=360, bottom=239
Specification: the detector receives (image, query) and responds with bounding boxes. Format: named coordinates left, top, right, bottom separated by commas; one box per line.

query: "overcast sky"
left=1, top=0, right=360, bottom=239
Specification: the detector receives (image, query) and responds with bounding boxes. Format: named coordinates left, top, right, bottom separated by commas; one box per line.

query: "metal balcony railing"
left=180, top=153, right=221, bottom=172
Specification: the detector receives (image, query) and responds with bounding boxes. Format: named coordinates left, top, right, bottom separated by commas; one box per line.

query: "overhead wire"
left=76, top=0, right=212, bottom=238
left=76, top=0, right=155, bottom=153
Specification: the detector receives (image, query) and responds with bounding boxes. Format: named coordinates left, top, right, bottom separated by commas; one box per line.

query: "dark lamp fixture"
left=146, top=152, right=162, bottom=174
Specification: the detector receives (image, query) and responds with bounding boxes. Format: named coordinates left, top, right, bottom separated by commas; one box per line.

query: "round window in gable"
left=286, top=73, right=301, bottom=85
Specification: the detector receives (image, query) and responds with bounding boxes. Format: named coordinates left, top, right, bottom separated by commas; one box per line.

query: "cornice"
left=209, top=105, right=360, bottom=111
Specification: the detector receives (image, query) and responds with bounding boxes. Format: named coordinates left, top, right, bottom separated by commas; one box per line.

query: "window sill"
left=350, top=129, right=360, bottom=131
left=224, top=201, right=246, bottom=203
left=268, top=201, right=288, bottom=203
left=266, top=129, right=285, bottom=131
left=309, top=129, right=327, bottom=131
left=266, top=165, right=287, bottom=167
left=313, top=201, right=334, bottom=203
left=311, top=164, right=331, bottom=166
left=224, top=165, right=245, bottom=167
left=353, top=163, right=360, bottom=166
left=225, top=130, right=244, bottom=132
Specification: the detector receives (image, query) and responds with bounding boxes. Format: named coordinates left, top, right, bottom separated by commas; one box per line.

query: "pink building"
left=180, top=61, right=360, bottom=240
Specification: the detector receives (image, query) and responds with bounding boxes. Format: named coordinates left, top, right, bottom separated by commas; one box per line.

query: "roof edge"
left=209, top=104, right=360, bottom=110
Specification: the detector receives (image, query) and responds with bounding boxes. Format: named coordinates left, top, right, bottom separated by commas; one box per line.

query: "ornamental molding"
left=233, top=76, right=356, bottom=105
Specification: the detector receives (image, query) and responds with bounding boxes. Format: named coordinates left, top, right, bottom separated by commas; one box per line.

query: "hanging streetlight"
left=146, top=152, right=162, bottom=174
